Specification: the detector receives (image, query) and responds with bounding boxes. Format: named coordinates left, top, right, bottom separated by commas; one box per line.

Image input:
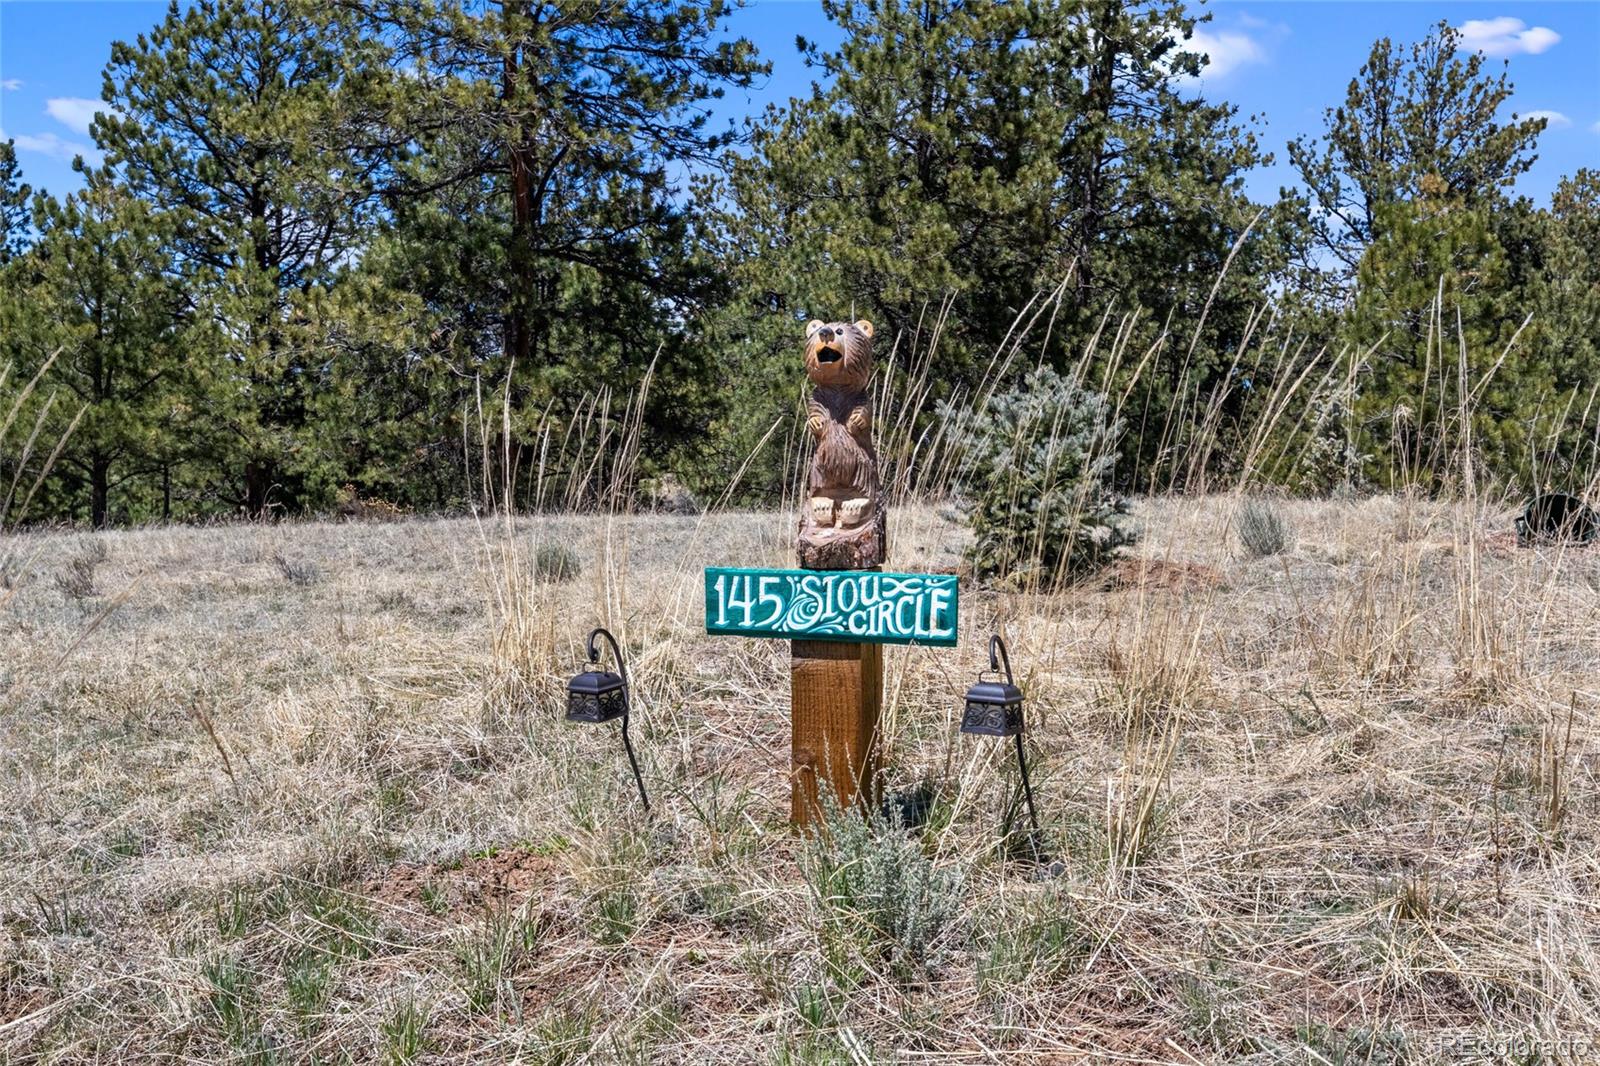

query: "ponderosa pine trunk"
left=90, top=454, right=110, bottom=529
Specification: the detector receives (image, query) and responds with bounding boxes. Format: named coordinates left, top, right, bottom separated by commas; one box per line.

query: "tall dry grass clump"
left=1, top=348, right=82, bottom=606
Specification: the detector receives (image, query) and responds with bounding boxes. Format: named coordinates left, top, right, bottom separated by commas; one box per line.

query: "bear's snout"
left=814, top=325, right=843, bottom=363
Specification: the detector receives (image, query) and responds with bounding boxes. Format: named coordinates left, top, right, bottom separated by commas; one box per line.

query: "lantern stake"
left=989, top=635, right=1042, bottom=856
left=580, top=626, right=651, bottom=814
left=967, top=634, right=1044, bottom=862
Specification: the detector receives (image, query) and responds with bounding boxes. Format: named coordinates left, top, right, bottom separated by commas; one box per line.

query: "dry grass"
left=2, top=494, right=1598, bottom=1062
left=6, top=265, right=1599, bottom=1060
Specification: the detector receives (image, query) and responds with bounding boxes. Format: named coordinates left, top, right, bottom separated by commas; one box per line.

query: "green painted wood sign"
left=704, top=567, right=958, bottom=646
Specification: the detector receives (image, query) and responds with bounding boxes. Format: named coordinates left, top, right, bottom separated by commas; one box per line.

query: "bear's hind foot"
left=839, top=497, right=871, bottom=527
left=810, top=496, right=835, bottom=527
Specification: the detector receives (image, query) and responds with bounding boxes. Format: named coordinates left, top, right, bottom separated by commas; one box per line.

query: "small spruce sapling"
left=944, top=366, right=1136, bottom=586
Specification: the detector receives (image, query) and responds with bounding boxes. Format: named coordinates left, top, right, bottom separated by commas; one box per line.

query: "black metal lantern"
left=962, top=675, right=1024, bottom=738
left=566, top=627, right=650, bottom=812
left=566, top=665, right=627, bottom=724
left=962, top=634, right=1042, bottom=857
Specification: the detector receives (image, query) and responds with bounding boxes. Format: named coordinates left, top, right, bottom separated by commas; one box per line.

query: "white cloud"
left=45, top=96, right=121, bottom=136
left=1190, top=29, right=1267, bottom=79
left=1, top=79, right=21, bottom=91
left=0, top=126, right=97, bottom=163
left=1166, top=23, right=1275, bottom=87
left=1592, top=120, right=1600, bottom=135
left=1522, top=109, right=1572, bottom=128
left=1458, top=17, right=1561, bottom=57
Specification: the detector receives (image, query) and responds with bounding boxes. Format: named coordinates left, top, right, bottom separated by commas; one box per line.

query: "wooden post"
left=791, top=639, right=882, bottom=827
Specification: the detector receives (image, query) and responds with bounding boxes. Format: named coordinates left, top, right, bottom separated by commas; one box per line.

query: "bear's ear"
left=805, top=319, right=824, bottom=337
left=854, top=320, right=874, bottom=338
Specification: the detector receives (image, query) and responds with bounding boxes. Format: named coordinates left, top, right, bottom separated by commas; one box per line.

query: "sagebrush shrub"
left=944, top=366, right=1136, bottom=585
left=535, top=543, right=580, bottom=582
left=1237, top=498, right=1292, bottom=557
left=798, top=798, right=963, bottom=982
left=272, top=551, right=322, bottom=586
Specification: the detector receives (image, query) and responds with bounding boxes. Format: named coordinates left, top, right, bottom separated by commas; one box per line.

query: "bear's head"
left=803, top=319, right=874, bottom=390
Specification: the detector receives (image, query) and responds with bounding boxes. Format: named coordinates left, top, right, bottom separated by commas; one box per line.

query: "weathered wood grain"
left=790, top=638, right=883, bottom=827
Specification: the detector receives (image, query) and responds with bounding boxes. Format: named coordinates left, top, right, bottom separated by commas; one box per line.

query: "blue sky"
left=1, top=0, right=1596, bottom=207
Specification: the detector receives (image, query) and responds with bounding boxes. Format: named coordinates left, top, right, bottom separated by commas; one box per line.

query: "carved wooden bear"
left=797, top=318, right=886, bottom=570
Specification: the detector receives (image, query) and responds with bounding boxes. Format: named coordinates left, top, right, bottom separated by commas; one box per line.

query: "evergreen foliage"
left=0, top=141, right=32, bottom=264
left=947, top=366, right=1137, bottom=585
left=96, top=0, right=401, bottom=516
left=363, top=0, right=765, bottom=505
left=1520, top=171, right=1600, bottom=485
left=1288, top=21, right=1545, bottom=294
left=1344, top=195, right=1538, bottom=488
left=2, top=173, right=197, bottom=526
left=0, top=2, right=1592, bottom=523
left=717, top=0, right=1294, bottom=493
left=1286, top=19, right=1588, bottom=489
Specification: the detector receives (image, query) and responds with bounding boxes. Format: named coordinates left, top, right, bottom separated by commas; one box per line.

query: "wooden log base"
left=796, top=508, right=887, bottom=571
left=790, top=639, right=883, bottom=829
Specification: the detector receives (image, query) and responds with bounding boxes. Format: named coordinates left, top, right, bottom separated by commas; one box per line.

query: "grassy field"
left=2, top=496, right=1598, bottom=1063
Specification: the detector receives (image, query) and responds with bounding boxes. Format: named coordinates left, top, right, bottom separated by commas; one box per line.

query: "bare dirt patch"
left=1101, top=556, right=1227, bottom=593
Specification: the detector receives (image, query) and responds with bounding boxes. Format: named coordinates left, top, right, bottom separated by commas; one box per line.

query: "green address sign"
left=704, top=567, right=958, bottom=647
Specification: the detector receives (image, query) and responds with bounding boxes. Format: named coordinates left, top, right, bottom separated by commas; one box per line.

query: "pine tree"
left=1287, top=21, right=1545, bottom=295
left=1343, top=190, right=1537, bottom=488
left=95, top=0, right=401, bottom=515
left=1517, top=171, right=1600, bottom=485
left=722, top=0, right=1287, bottom=494
left=353, top=0, right=764, bottom=508
left=9, top=174, right=196, bottom=526
left=945, top=364, right=1136, bottom=585
left=0, top=141, right=32, bottom=264
left=1294, top=21, right=1577, bottom=490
